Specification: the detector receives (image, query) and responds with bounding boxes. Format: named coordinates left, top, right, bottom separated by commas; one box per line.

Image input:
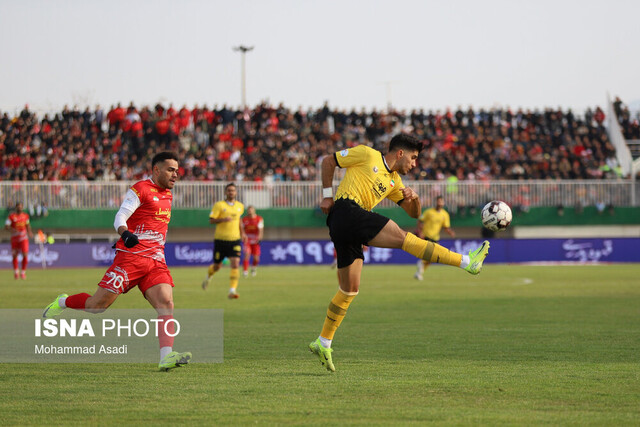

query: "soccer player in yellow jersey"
left=202, top=183, right=246, bottom=299
left=308, top=134, right=490, bottom=372
left=414, top=195, right=456, bottom=280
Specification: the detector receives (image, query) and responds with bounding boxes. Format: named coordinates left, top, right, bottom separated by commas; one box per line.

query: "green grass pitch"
left=1, top=264, right=639, bottom=425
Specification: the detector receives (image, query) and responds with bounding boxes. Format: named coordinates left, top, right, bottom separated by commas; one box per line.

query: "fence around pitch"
left=0, top=180, right=636, bottom=209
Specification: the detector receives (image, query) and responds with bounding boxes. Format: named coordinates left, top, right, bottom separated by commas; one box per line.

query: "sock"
left=65, top=293, right=91, bottom=310
left=320, top=288, right=357, bottom=341
left=252, top=258, right=259, bottom=267
left=319, top=336, right=332, bottom=348
left=402, top=232, right=462, bottom=267
left=243, top=259, right=249, bottom=272
left=460, top=254, right=470, bottom=268
left=160, top=346, right=172, bottom=362
left=230, top=268, right=239, bottom=292
left=21, top=256, right=28, bottom=271
left=422, top=260, right=430, bottom=271
left=12, top=257, right=18, bottom=271
left=207, top=264, right=217, bottom=278
left=158, top=314, right=175, bottom=349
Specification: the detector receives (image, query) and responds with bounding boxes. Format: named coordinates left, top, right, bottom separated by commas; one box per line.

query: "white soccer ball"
left=481, top=201, right=512, bottom=232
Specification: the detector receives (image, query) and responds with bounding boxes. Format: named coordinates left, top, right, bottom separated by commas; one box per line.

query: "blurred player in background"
left=309, top=134, right=490, bottom=372
left=241, top=205, right=263, bottom=277
left=202, top=183, right=246, bottom=299
left=42, top=152, right=192, bottom=371
left=5, top=202, right=33, bottom=279
left=414, top=195, right=456, bottom=280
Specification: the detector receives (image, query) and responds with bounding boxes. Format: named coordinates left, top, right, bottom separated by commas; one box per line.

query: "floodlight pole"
left=233, top=45, right=254, bottom=108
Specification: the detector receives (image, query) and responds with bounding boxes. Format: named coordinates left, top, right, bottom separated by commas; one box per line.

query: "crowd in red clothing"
left=0, top=101, right=624, bottom=183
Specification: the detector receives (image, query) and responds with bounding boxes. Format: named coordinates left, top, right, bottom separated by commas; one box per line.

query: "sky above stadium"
left=1, top=0, right=639, bottom=114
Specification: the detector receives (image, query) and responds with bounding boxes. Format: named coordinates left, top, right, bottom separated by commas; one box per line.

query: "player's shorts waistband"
left=335, top=197, right=367, bottom=211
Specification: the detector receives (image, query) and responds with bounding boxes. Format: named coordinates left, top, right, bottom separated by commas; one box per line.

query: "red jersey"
left=6, top=212, right=30, bottom=242
left=115, top=179, right=172, bottom=262
left=242, top=215, right=264, bottom=245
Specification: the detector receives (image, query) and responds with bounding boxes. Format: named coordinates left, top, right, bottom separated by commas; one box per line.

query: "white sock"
left=59, top=297, right=67, bottom=309
left=160, top=346, right=172, bottom=362
left=460, top=254, right=470, bottom=269
left=229, top=288, right=236, bottom=294
left=319, top=336, right=332, bottom=348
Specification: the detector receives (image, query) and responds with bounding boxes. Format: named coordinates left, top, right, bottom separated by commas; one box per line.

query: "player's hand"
left=121, top=230, right=139, bottom=248
left=320, top=197, right=334, bottom=215
left=401, top=187, right=419, bottom=201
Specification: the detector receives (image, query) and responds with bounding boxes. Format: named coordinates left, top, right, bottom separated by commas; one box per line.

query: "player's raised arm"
left=320, top=154, right=337, bottom=214
left=398, top=186, right=421, bottom=218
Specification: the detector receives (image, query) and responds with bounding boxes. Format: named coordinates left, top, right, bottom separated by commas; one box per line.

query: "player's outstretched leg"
left=308, top=338, right=335, bottom=372
left=463, top=240, right=490, bottom=275
left=158, top=351, right=192, bottom=371
left=42, top=294, right=68, bottom=318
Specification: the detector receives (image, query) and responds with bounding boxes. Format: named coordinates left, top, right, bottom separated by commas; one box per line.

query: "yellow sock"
left=207, top=264, right=217, bottom=277
left=402, top=232, right=462, bottom=267
left=230, top=268, right=239, bottom=291
left=320, top=289, right=357, bottom=340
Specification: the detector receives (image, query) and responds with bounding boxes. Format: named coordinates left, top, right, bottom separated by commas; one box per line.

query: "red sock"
left=243, top=259, right=249, bottom=272
left=12, top=257, right=18, bottom=270
left=252, top=258, right=259, bottom=267
left=21, top=255, right=28, bottom=271
left=65, top=293, right=91, bottom=310
left=158, top=314, right=175, bottom=348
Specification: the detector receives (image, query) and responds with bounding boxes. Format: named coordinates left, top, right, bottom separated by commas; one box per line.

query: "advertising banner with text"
left=1, top=238, right=638, bottom=269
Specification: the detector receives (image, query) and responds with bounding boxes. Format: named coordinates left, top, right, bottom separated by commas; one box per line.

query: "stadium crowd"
left=0, top=101, right=626, bottom=183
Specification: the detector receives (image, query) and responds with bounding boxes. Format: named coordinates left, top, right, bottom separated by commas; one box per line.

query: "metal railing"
left=0, top=180, right=636, bottom=209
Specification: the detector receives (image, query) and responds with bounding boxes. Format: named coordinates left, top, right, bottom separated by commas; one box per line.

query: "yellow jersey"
left=334, top=145, right=405, bottom=211
left=419, top=207, right=451, bottom=241
left=209, top=200, right=245, bottom=241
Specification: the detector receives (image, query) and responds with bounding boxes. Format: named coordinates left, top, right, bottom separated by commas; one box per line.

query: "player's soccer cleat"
left=42, top=293, right=68, bottom=318
left=201, top=276, right=211, bottom=290
left=251, top=269, right=257, bottom=277
left=20, top=271, right=26, bottom=280
left=309, top=338, right=335, bottom=372
left=464, top=240, right=490, bottom=275
left=158, top=351, right=192, bottom=371
left=243, top=270, right=248, bottom=277
left=228, top=292, right=239, bottom=299
left=414, top=272, right=423, bottom=281
left=14, top=270, right=19, bottom=280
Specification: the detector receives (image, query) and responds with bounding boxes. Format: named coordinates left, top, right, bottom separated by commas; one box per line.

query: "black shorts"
left=213, top=239, right=242, bottom=262
left=326, top=198, right=390, bottom=268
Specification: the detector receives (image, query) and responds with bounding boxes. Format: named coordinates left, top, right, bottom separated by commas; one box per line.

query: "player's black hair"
left=152, top=151, right=179, bottom=168
left=225, top=182, right=236, bottom=190
left=388, top=134, right=423, bottom=153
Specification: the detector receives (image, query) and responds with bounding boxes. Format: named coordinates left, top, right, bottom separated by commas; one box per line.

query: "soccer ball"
left=481, top=201, right=512, bottom=231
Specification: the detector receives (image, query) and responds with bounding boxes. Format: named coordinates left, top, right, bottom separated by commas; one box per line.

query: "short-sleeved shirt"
left=6, top=212, right=30, bottom=243
left=333, top=145, right=405, bottom=211
left=419, top=207, right=451, bottom=241
left=114, top=179, right=172, bottom=262
left=210, top=200, right=244, bottom=241
left=242, top=215, right=264, bottom=245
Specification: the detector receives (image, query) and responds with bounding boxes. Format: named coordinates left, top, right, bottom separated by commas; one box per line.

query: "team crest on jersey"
left=340, top=149, right=349, bottom=157
left=373, top=166, right=378, bottom=173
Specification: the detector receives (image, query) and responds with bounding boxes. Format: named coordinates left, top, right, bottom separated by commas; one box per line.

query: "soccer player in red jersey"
left=241, top=205, right=264, bottom=277
left=4, top=202, right=33, bottom=279
left=42, top=152, right=192, bottom=371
